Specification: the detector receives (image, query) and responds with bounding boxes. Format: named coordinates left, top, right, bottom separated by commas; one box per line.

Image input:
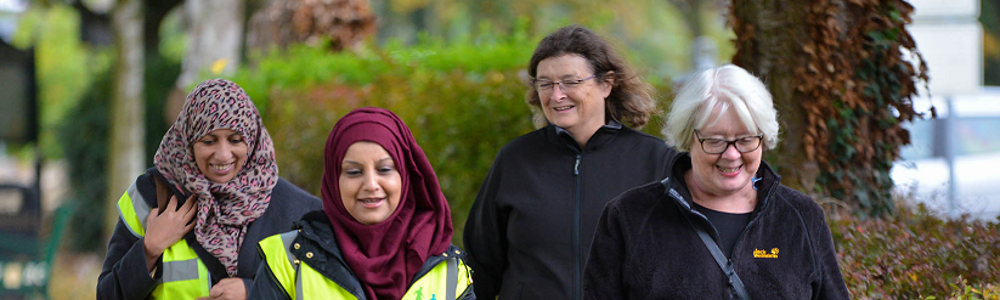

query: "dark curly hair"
left=526, top=25, right=657, bottom=129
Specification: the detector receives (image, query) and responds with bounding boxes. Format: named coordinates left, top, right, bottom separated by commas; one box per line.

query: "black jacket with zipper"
left=582, top=153, right=850, bottom=299
left=248, top=210, right=476, bottom=300
left=463, top=123, right=676, bottom=300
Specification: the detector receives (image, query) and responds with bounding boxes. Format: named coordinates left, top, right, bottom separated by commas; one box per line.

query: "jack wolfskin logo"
left=753, top=248, right=779, bottom=258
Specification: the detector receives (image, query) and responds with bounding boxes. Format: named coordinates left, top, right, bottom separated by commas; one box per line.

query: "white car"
left=890, top=88, right=1000, bottom=221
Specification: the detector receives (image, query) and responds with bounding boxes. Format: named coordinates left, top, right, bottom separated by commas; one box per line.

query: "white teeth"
left=212, top=163, right=233, bottom=170
left=717, top=166, right=740, bottom=173
left=360, top=198, right=382, bottom=204
left=554, top=106, right=572, bottom=111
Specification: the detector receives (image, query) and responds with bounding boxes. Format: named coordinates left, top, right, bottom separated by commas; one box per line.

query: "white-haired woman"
left=582, top=65, right=850, bottom=300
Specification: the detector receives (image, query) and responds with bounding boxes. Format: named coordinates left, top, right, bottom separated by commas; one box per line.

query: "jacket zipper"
left=730, top=181, right=778, bottom=262
left=573, top=153, right=582, bottom=300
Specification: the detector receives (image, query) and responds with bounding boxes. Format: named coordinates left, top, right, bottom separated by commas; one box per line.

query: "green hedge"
left=831, top=202, right=1000, bottom=299
left=233, top=36, right=674, bottom=247
left=235, top=38, right=538, bottom=247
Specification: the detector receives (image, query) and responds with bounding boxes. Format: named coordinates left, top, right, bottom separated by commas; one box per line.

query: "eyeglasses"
left=533, top=75, right=597, bottom=93
left=694, top=130, right=763, bottom=154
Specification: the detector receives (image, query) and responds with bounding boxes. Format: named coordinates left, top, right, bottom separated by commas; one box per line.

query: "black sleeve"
left=96, top=219, right=160, bottom=300
left=812, top=213, right=851, bottom=300
left=462, top=155, right=508, bottom=299
left=247, top=252, right=291, bottom=300
left=582, top=199, right=628, bottom=299
left=241, top=277, right=254, bottom=297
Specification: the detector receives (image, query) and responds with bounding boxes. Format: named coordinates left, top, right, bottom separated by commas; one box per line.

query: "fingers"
left=146, top=205, right=159, bottom=221
left=183, top=198, right=198, bottom=224
left=209, top=279, right=235, bottom=298
left=166, top=194, right=180, bottom=211
left=184, top=218, right=196, bottom=233
left=180, top=193, right=197, bottom=211
left=207, top=278, right=246, bottom=300
left=210, top=284, right=225, bottom=298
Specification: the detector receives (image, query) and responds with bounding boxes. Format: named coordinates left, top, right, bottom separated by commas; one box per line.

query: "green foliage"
left=13, top=4, right=98, bottom=159
left=929, top=278, right=1000, bottom=300
left=57, top=51, right=181, bottom=251
left=831, top=202, right=1000, bottom=299
left=58, top=65, right=111, bottom=252
left=371, top=0, right=733, bottom=80
left=240, top=35, right=538, bottom=246
left=236, top=30, right=677, bottom=245
left=981, top=0, right=1000, bottom=86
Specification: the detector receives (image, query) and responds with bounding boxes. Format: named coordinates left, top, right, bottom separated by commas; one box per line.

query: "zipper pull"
left=574, top=155, right=581, bottom=175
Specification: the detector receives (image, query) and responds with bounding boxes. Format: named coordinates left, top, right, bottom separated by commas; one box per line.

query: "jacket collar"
left=548, top=120, right=624, bottom=152
left=661, top=153, right=782, bottom=218
left=292, top=211, right=366, bottom=299
left=291, top=211, right=466, bottom=297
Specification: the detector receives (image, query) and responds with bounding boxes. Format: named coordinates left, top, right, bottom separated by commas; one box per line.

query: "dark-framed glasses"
left=694, top=130, right=763, bottom=154
left=533, top=74, right=597, bottom=93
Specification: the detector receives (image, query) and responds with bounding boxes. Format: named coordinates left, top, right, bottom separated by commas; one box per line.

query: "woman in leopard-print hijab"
left=153, top=78, right=277, bottom=277
left=97, top=79, right=321, bottom=300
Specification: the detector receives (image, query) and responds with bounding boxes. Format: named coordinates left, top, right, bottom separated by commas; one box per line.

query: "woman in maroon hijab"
left=249, top=107, right=474, bottom=300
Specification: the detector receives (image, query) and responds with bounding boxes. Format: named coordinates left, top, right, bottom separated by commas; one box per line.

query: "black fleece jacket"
left=464, top=123, right=676, bottom=300
left=97, top=168, right=322, bottom=300
left=582, top=154, right=850, bottom=299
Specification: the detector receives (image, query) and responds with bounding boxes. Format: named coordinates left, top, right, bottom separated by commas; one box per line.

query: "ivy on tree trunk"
left=729, top=0, right=928, bottom=217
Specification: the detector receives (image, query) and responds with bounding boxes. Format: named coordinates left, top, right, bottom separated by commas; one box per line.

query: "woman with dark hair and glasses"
left=463, top=25, right=677, bottom=300
left=583, top=65, right=849, bottom=299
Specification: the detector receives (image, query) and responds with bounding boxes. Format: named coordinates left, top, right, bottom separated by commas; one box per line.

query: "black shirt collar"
left=549, top=120, right=624, bottom=152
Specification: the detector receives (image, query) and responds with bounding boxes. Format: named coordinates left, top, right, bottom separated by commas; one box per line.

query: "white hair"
left=663, top=64, right=779, bottom=152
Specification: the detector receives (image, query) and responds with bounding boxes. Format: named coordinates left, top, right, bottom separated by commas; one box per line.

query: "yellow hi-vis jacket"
left=117, top=180, right=212, bottom=299
left=251, top=220, right=474, bottom=300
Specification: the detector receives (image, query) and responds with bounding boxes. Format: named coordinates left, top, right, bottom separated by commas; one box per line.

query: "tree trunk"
left=166, top=0, right=245, bottom=123
left=144, top=0, right=185, bottom=53
left=731, top=0, right=926, bottom=216
left=107, top=0, right=145, bottom=237
left=730, top=0, right=819, bottom=193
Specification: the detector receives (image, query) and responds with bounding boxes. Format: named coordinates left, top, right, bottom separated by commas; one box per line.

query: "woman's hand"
left=143, top=194, right=197, bottom=272
left=197, top=278, right=247, bottom=300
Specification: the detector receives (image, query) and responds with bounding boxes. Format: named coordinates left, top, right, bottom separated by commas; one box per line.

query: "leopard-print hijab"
left=153, top=78, right=278, bottom=276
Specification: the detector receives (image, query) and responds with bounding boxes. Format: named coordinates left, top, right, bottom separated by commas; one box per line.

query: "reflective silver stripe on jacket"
left=295, top=261, right=304, bottom=300
left=162, top=259, right=199, bottom=282
left=446, top=257, right=457, bottom=300
left=278, top=231, right=303, bottom=300
left=119, top=182, right=152, bottom=237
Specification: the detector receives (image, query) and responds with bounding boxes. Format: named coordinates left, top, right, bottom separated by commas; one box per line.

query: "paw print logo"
left=771, top=248, right=779, bottom=255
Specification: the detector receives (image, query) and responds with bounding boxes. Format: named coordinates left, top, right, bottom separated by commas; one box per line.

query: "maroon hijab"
left=321, top=107, right=453, bottom=300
